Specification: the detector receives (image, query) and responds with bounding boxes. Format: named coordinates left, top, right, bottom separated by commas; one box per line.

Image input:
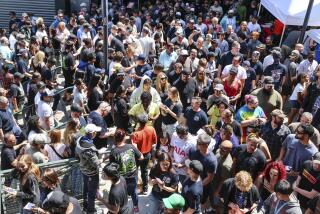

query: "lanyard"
left=274, top=200, right=289, bottom=214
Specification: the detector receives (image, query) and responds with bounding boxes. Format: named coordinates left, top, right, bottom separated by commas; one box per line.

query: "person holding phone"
left=148, top=152, right=179, bottom=213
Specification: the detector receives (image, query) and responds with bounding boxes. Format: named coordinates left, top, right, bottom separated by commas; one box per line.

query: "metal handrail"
left=0, top=158, right=79, bottom=176
left=13, top=86, right=74, bottom=116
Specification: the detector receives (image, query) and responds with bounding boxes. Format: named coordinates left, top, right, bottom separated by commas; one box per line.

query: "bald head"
left=221, top=140, right=233, bottom=149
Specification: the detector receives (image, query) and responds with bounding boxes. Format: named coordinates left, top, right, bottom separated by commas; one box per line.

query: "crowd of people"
left=1, top=0, right=320, bottom=213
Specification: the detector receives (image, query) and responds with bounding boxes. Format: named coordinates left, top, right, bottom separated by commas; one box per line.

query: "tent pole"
left=298, top=0, right=314, bottom=43
left=279, top=25, right=286, bottom=46
left=258, top=3, right=262, bottom=16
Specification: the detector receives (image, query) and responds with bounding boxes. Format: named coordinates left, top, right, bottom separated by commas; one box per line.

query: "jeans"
left=82, top=173, right=99, bottom=213
left=139, top=152, right=151, bottom=191
left=125, top=176, right=139, bottom=206
left=148, top=192, right=163, bottom=214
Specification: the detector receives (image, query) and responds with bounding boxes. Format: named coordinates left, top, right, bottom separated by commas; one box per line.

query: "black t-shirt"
left=1, top=145, right=16, bottom=170
left=243, top=67, right=257, bottom=94
left=250, top=60, right=263, bottom=76
left=17, top=58, right=28, bottom=75
left=63, top=52, right=75, bottom=86
left=87, top=87, right=103, bottom=111
left=173, top=78, right=198, bottom=109
left=95, top=51, right=104, bottom=69
left=109, top=144, right=141, bottom=178
left=85, top=64, right=96, bottom=85
left=162, top=98, right=183, bottom=125
left=108, top=176, right=130, bottom=214
left=189, top=148, right=218, bottom=180
left=307, top=194, right=320, bottom=213
left=88, top=111, right=107, bottom=148
left=27, top=83, right=38, bottom=105
left=263, top=63, right=287, bottom=91
left=149, top=167, right=179, bottom=199
left=184, top=107, right=208, bottom=135
left=9, top=83, right=25, bottom=107
left=0, top=109, right=14, bottom=133
left=168, top=70, right=181, bottom=85
left=182, top=178, right=203, bottom=214
left=218, top=51, right=243, bottom=70
left=215, top=120, right=242, bottom=139
left=298, top=160, right=320, bottom=208
left=234, top=144, right=266, bottom=180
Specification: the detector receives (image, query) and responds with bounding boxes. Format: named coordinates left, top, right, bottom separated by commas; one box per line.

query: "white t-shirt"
left=222, top=64, right=247, bottom=80
left=290, top=83, right=304, bottom=101
left=44, top=143, right=66, bottom=161
left=37, top=100, right=54, bottom=130
left=170, top=132, right=196, bottom=175
left=73, top=88, right=86, bottom=106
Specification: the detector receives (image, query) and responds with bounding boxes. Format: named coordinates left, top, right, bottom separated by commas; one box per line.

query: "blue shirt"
left=184, top=107, right=208, bottom=135
left=159, top=50, right=178, bottom=71
left=283, top=134, right=318, bottom=172
left=189, top=148, right=218, bottom=180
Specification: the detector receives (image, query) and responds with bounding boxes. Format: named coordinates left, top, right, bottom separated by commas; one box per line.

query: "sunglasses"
left=161, top=77, right=167, bottom=80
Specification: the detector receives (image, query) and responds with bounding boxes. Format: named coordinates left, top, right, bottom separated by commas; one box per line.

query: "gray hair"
left=301, top=112, right=313, bottom=123
left=197, top=133, right=211, bottom=144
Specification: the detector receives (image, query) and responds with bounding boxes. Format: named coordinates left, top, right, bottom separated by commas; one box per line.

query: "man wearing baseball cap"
left=182, top=159, right=203, bottom=213
left=294, top=152, right=320, bottom=209
left=188, top=133, right=217, bottom=212
left=75, top=123, right=102, bottom=214
left=163, top=193, right=186, bottom=214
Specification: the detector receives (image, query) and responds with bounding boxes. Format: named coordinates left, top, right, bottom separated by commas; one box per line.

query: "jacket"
left=129, top=75, right=161, bottom=107
left=75, top=135, right=100, bottom=176
left=260, top=193, right=302, bottom=214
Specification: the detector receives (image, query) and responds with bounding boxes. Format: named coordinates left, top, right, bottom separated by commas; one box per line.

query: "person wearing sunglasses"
left=148, top=152, right=179, bottom=213
left=293, top=152, right=320, bottom=210
left=278, top=124, right=318, bottom=184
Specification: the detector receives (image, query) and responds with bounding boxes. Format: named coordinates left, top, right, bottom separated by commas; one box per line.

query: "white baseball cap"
left=85, top=124, right=102, bottom=133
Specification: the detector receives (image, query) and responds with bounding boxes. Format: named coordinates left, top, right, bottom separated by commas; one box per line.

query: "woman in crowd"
left=155, top=72, right=170, bottom=103
left=44, top=129, right=69, bottom=161
left=26, top=115, right=46, bottom=143
left=219, top=171, right=260, bottom=214
left=10, top=154, right=41, bottom=213
left=288, top=73, right=308, bottom=124
left=114, top=85, right=130, bottom=132
left=40, top=168, right=61, bottom=203
left=256, top=161, right=287, bottom=201
left=87, top=73, right=103, bottom=111
left=148, top=152, right=179, bottom=213
left=160, top=87, right=183, bottom=139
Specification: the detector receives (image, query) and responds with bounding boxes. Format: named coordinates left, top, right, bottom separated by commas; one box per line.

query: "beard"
left=262, top=88, right=272, bottom=95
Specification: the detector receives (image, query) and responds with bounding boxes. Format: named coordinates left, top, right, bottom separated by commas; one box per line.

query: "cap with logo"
left=162, top=193, right=185, bottom=210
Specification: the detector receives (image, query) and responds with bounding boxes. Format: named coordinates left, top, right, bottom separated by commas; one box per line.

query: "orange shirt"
left=131, top=125, right=157, bottom=154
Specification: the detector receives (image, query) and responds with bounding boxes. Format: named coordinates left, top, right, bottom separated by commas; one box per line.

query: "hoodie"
left=75, top=135, right=100, bottom=176
left=129, top=75, right=161, bottom=107
left=260, top=193, right=302, bottom=214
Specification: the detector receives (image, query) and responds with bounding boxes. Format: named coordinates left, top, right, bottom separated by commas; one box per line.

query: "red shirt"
left=223, top=78, right=241, bottom=97
left=131, top=125, right=157, bottom=154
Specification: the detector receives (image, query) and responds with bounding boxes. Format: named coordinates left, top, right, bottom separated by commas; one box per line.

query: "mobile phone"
left=24, top=203, right=35, bottom=210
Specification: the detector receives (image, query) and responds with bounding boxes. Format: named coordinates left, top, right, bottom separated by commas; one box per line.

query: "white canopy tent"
left=306, top=29, right=320, bottom=44
left=260, top=0, right=320, bottom=44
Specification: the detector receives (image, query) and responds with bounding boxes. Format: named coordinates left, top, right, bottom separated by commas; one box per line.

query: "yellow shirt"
left=128, top=102, right=160, bottom=128
left=207, top=105, right=220, bottom=126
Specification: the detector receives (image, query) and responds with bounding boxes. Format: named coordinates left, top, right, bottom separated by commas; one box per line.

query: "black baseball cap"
left=42, top=191, right=70, bottom=210
left=185, top=160, right=203, bottom=175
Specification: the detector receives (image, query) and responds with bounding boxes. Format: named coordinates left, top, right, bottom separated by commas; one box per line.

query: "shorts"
left=161, top=122, right=178, bottom=138
left=290, top=100, right=301, bottom=109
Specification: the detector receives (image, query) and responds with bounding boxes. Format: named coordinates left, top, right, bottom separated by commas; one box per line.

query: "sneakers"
left=133, top=206, right=140, bottom=213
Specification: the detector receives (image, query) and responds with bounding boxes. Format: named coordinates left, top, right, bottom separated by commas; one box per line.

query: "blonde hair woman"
left=155, top=72, right=170, bottom=102
left=9, top=154, right=41, bottom=211
left=160, top=86, right=183, bottom=139
left=31, top=50, right=46, bottom=73
left=220, top=171, right=260, bottom=214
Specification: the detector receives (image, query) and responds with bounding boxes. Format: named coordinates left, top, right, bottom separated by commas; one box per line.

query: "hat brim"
left=162, top=198, right=173, bottom=209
